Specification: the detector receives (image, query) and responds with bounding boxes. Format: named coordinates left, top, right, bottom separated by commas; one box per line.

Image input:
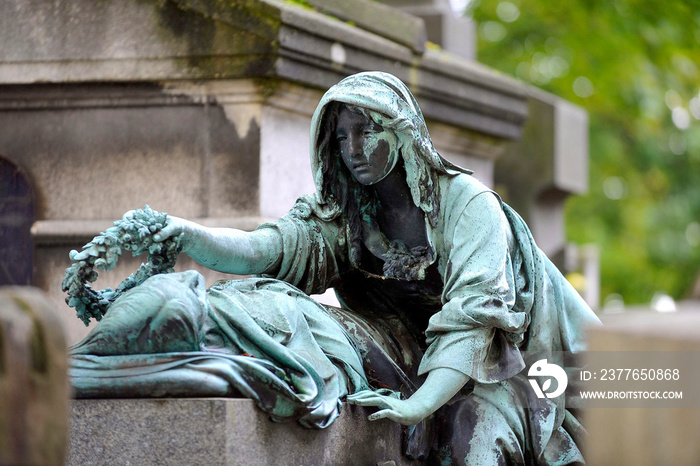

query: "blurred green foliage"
left=468, top=0, right=700, bottom=304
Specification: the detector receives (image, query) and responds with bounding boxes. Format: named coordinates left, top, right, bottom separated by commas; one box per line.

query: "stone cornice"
left=0, top=0, right=528, bottom=139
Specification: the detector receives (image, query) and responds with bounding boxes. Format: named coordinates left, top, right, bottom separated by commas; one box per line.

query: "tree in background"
left=467, top=0, right=700, bottom=305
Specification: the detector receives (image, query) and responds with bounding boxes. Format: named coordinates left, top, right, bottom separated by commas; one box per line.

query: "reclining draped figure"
left=66, top=72, right=600, bottom=464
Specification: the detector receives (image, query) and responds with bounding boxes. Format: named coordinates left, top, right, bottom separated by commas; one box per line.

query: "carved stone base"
left=68, top=398, right=412, bottom=465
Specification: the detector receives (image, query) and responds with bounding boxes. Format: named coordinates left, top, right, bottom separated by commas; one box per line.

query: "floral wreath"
left=62, top=206, right=182, bottom=326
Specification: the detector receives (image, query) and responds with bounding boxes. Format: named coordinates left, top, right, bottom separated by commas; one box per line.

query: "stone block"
left=0, top=0, right=528, bottom=140
left=0, top=287, right=69, bottom=465
left=306, top=0, right=427, bottom=53
left=584, top=312, right=700, bottom=466
left=68, top=398, right=414, bottom=465
left=494, top=88, right=589, bottom=260
left=384, top=0, right=476, bottom=60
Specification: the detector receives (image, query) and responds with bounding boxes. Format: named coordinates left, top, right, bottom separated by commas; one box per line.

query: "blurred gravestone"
left=585, top=311, right=700, bottom=465
left=0, top=287, right=68, bottom=465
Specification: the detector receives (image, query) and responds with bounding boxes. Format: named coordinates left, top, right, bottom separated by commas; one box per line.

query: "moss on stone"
left=151, top=0, right=283, bottom=79
left=280, top=0, right=313, bottom=10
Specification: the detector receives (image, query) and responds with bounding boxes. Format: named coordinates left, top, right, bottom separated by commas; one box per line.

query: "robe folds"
left=70, top=172, right=600, bottom=463
left=258, top=171, right=601, bottom=464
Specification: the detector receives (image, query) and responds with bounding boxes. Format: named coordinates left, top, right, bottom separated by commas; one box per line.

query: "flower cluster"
left=61, top=206, right=182, bottom=326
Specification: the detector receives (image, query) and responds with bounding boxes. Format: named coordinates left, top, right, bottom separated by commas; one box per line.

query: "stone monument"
left=0, top=0, right=592, bottom=464
left=61, top=72, right=599, bottom=464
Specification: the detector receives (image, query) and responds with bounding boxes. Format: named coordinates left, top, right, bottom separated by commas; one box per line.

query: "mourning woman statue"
left=67, top=72, right=600, bottom=464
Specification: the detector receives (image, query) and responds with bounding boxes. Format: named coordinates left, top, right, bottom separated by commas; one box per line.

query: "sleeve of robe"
left=257, top=195, right=346, bottom=296
left=418, top=191, right=529, bottom=383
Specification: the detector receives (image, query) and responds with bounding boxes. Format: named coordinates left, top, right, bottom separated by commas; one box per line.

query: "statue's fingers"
left=368, top=409, right=394, bottom=422
left=345, top=396, right=376, bottom=406
left=153, top=224, right=179, bottom=242
left=346, top=395, right=392, bottom=409
left=347, top=392, right=385, bottom=402
left=346, top=390, right=379, bottom=400
left=69, top=249, right=90, bottom=261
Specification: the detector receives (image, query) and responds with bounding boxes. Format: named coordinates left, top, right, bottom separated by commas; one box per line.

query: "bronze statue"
left=65, top=72, right=600, bottom=464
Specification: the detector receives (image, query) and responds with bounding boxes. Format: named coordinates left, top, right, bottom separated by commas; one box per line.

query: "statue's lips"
left=352, top=163, right=370, bottom=170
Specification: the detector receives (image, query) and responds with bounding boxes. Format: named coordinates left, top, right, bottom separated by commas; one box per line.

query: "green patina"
left=150, top=0, right=282, bottom=78
left=62, top=206, right=182, bottom=326
left=66, top=71, right=600, bottom=464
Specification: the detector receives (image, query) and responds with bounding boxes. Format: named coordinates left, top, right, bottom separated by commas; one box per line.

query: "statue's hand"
left=149, top=214, right=200, bottom=251
left=346, top=390, right=429, bottom=426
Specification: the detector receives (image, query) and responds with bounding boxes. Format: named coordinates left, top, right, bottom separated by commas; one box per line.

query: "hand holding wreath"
left=62, top=206, right=182, bottom=326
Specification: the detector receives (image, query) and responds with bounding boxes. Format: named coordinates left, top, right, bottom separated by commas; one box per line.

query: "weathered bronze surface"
left=66, top=72, right=600, bottom=464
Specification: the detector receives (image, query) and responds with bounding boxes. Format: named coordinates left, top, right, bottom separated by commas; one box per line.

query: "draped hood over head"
left=309, top=71, right=471, bottom=227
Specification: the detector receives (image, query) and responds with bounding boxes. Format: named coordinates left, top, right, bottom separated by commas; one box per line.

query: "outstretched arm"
left=154, top=215, right=282, bottom=275
left=346, top=367, right=469, bottom=426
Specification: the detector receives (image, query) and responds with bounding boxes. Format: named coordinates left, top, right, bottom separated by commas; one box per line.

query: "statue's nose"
left=348, top=133, right=363, bottom=158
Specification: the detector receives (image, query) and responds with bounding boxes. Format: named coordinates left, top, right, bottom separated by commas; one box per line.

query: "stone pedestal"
left=68, top=398, right=413, bottom=465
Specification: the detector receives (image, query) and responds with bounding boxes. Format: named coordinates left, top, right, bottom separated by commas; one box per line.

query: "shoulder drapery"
left=258, top=195, right=347, bottom=296
left=419, top=189, right=528, bottom=383
left=421, top=174, right=599, bottom=383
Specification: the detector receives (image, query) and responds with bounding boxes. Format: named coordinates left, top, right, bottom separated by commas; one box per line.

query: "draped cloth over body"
left=71, top=275, right=368, bottom=429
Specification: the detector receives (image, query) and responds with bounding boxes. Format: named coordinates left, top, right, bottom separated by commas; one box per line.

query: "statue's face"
left=106, top=270, right=209, bottom=323
left=77, top=271, right=209, bottom=356
left=335, top=106, right=399, bottom=185
left=141, top=270, right=209, bottom=313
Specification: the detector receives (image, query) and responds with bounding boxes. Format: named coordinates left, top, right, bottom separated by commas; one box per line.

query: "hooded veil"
left=309, top=71, right=471, bottom=228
